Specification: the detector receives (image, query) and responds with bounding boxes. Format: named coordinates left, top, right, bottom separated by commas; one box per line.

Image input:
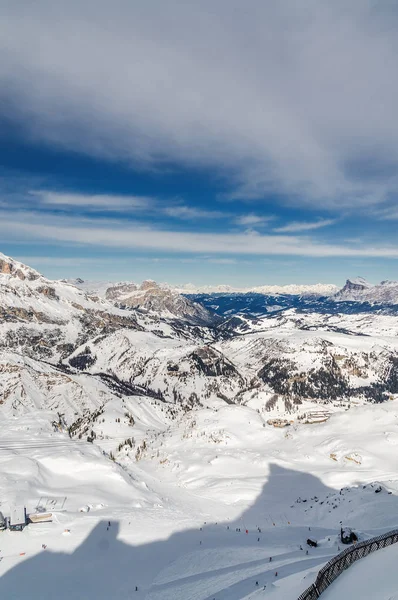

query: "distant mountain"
left=106, top=279, right=218, bottom=325
left=333, top=278, right=398, bottom=305
left=69, top=277, right=217, bottom=325
left=68, top=277, right=339, bottom=298
left=175, top=282, right=339, bottom=296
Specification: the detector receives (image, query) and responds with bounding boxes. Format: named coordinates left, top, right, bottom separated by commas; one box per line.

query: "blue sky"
left=1, top=1, right=398, bottom=286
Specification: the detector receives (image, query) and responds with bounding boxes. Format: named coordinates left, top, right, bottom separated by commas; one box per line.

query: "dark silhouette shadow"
left=1, top=464, right=396, bottom=599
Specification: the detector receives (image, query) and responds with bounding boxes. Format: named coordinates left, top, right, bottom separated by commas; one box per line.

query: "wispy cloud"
left=30, top=190, right=154, bottom=211
left=273, top=219, right=337, bottom=233
left=1, top=2, right=398, bottom=208
left=2, top=210, right=398, bottom=259
left=371, top=207, right=398, bottom=221
left=28, top=190, right=229, bottom=221
left=163, top=205, right=226, bottom=219
left=235, top=214, right=273, bottom=226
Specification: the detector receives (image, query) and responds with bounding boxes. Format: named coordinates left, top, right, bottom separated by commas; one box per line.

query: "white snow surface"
left=323, top=542, right=398, bottom=599
left=0, top=395, right=398, bottom=598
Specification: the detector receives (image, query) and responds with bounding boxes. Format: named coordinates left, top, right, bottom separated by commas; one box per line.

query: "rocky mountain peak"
left=105, top=282, right=138, bottom=301
left=0, top=253, right=40, bottom=281
left=140, top=280, right=159, bottom=291
left=344, top=277, right=372, bottom=291
left=332, top=277, right=398, bottom=305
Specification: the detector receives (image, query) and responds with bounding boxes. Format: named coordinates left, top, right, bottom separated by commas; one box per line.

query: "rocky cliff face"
left=112, top=280, right=218, bottom=325
left=105, top=282, right=138, bottom=301
left=0, top=253, right=40, bottom=281
left=333, top=278, right=398, bottom=305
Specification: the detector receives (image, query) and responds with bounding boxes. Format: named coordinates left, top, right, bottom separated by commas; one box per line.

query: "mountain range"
left=2, top=252, right=398, bottom=420
left=70, top=274, right=398, bottom=307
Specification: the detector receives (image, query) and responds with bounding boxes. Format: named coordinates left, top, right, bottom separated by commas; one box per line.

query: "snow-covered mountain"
left=250, top=282, right=339, bottom=296
left=175, top=282, right=339, bottom=296
left=71, top=278, right=339, bottom=298
left=3, top=253, right=398, bottom=418
left=68, top=277, right=217, bottom=324
left=2, top=253, right=398, bottom=598
left=105, top=279, right=218, bottom=324
left=333, top=277, right=398, bottom=305
left=0, top=251, right=41, bottom=281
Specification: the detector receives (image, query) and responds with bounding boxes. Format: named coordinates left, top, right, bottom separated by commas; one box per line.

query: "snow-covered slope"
left=1, top=392, right=398, bottom=599
left=323, top=542, right=398, bottom=600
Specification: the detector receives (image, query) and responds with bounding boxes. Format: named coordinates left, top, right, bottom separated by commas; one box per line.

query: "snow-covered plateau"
left=1, top=253, right=398, bottom=599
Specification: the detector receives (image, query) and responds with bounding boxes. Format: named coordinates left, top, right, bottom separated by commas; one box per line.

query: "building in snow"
left=9, top=506, right=27, bottom=531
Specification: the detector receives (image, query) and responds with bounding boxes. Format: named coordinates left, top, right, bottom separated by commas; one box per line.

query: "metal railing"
left=297, top=529, right=398, bottom=599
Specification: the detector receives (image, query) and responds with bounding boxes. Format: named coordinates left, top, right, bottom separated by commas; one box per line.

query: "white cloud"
left=273, top=219, right=337, bottom=233
left=28, top=190, right=228, bottom=221
left=163, top=205, right=226, bottom=219
left=1, top=2, right=398, bottom=209
left=235, top=214, right=273, bottom=226
left=30, top=190, right=153, bottom=210
left=2, top=210, right=398, bottom=259
left=370, top=207, right=398, bottom=221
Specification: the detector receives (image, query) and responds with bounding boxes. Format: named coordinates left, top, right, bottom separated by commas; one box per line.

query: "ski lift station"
left=9, top=506, right=27, bottom=531
left=0, top=502, right=53, bottom=532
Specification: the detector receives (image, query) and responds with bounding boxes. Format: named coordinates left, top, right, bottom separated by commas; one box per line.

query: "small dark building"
left=341, top=527, right=358, bottom=544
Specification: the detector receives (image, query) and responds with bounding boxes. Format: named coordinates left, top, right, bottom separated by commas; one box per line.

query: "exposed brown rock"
left=105, top=283, right=138, bottom=301
left=37, top=286, right=59, bottom=300
left=139, top=280, right=158, bottom=291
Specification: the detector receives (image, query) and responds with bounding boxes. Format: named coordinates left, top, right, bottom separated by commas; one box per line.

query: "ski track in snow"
left=0, top=400, right=397, bottom=598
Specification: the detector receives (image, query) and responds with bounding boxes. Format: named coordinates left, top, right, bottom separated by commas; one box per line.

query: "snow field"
left=0, top=392, right=398, bottom=597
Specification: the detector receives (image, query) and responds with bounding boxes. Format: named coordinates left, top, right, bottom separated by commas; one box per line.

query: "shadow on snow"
left=0, top=464, right=396, bottom=599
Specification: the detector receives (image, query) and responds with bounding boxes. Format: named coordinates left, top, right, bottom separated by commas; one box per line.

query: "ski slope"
left=0, top=400, right=397, bottom=598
